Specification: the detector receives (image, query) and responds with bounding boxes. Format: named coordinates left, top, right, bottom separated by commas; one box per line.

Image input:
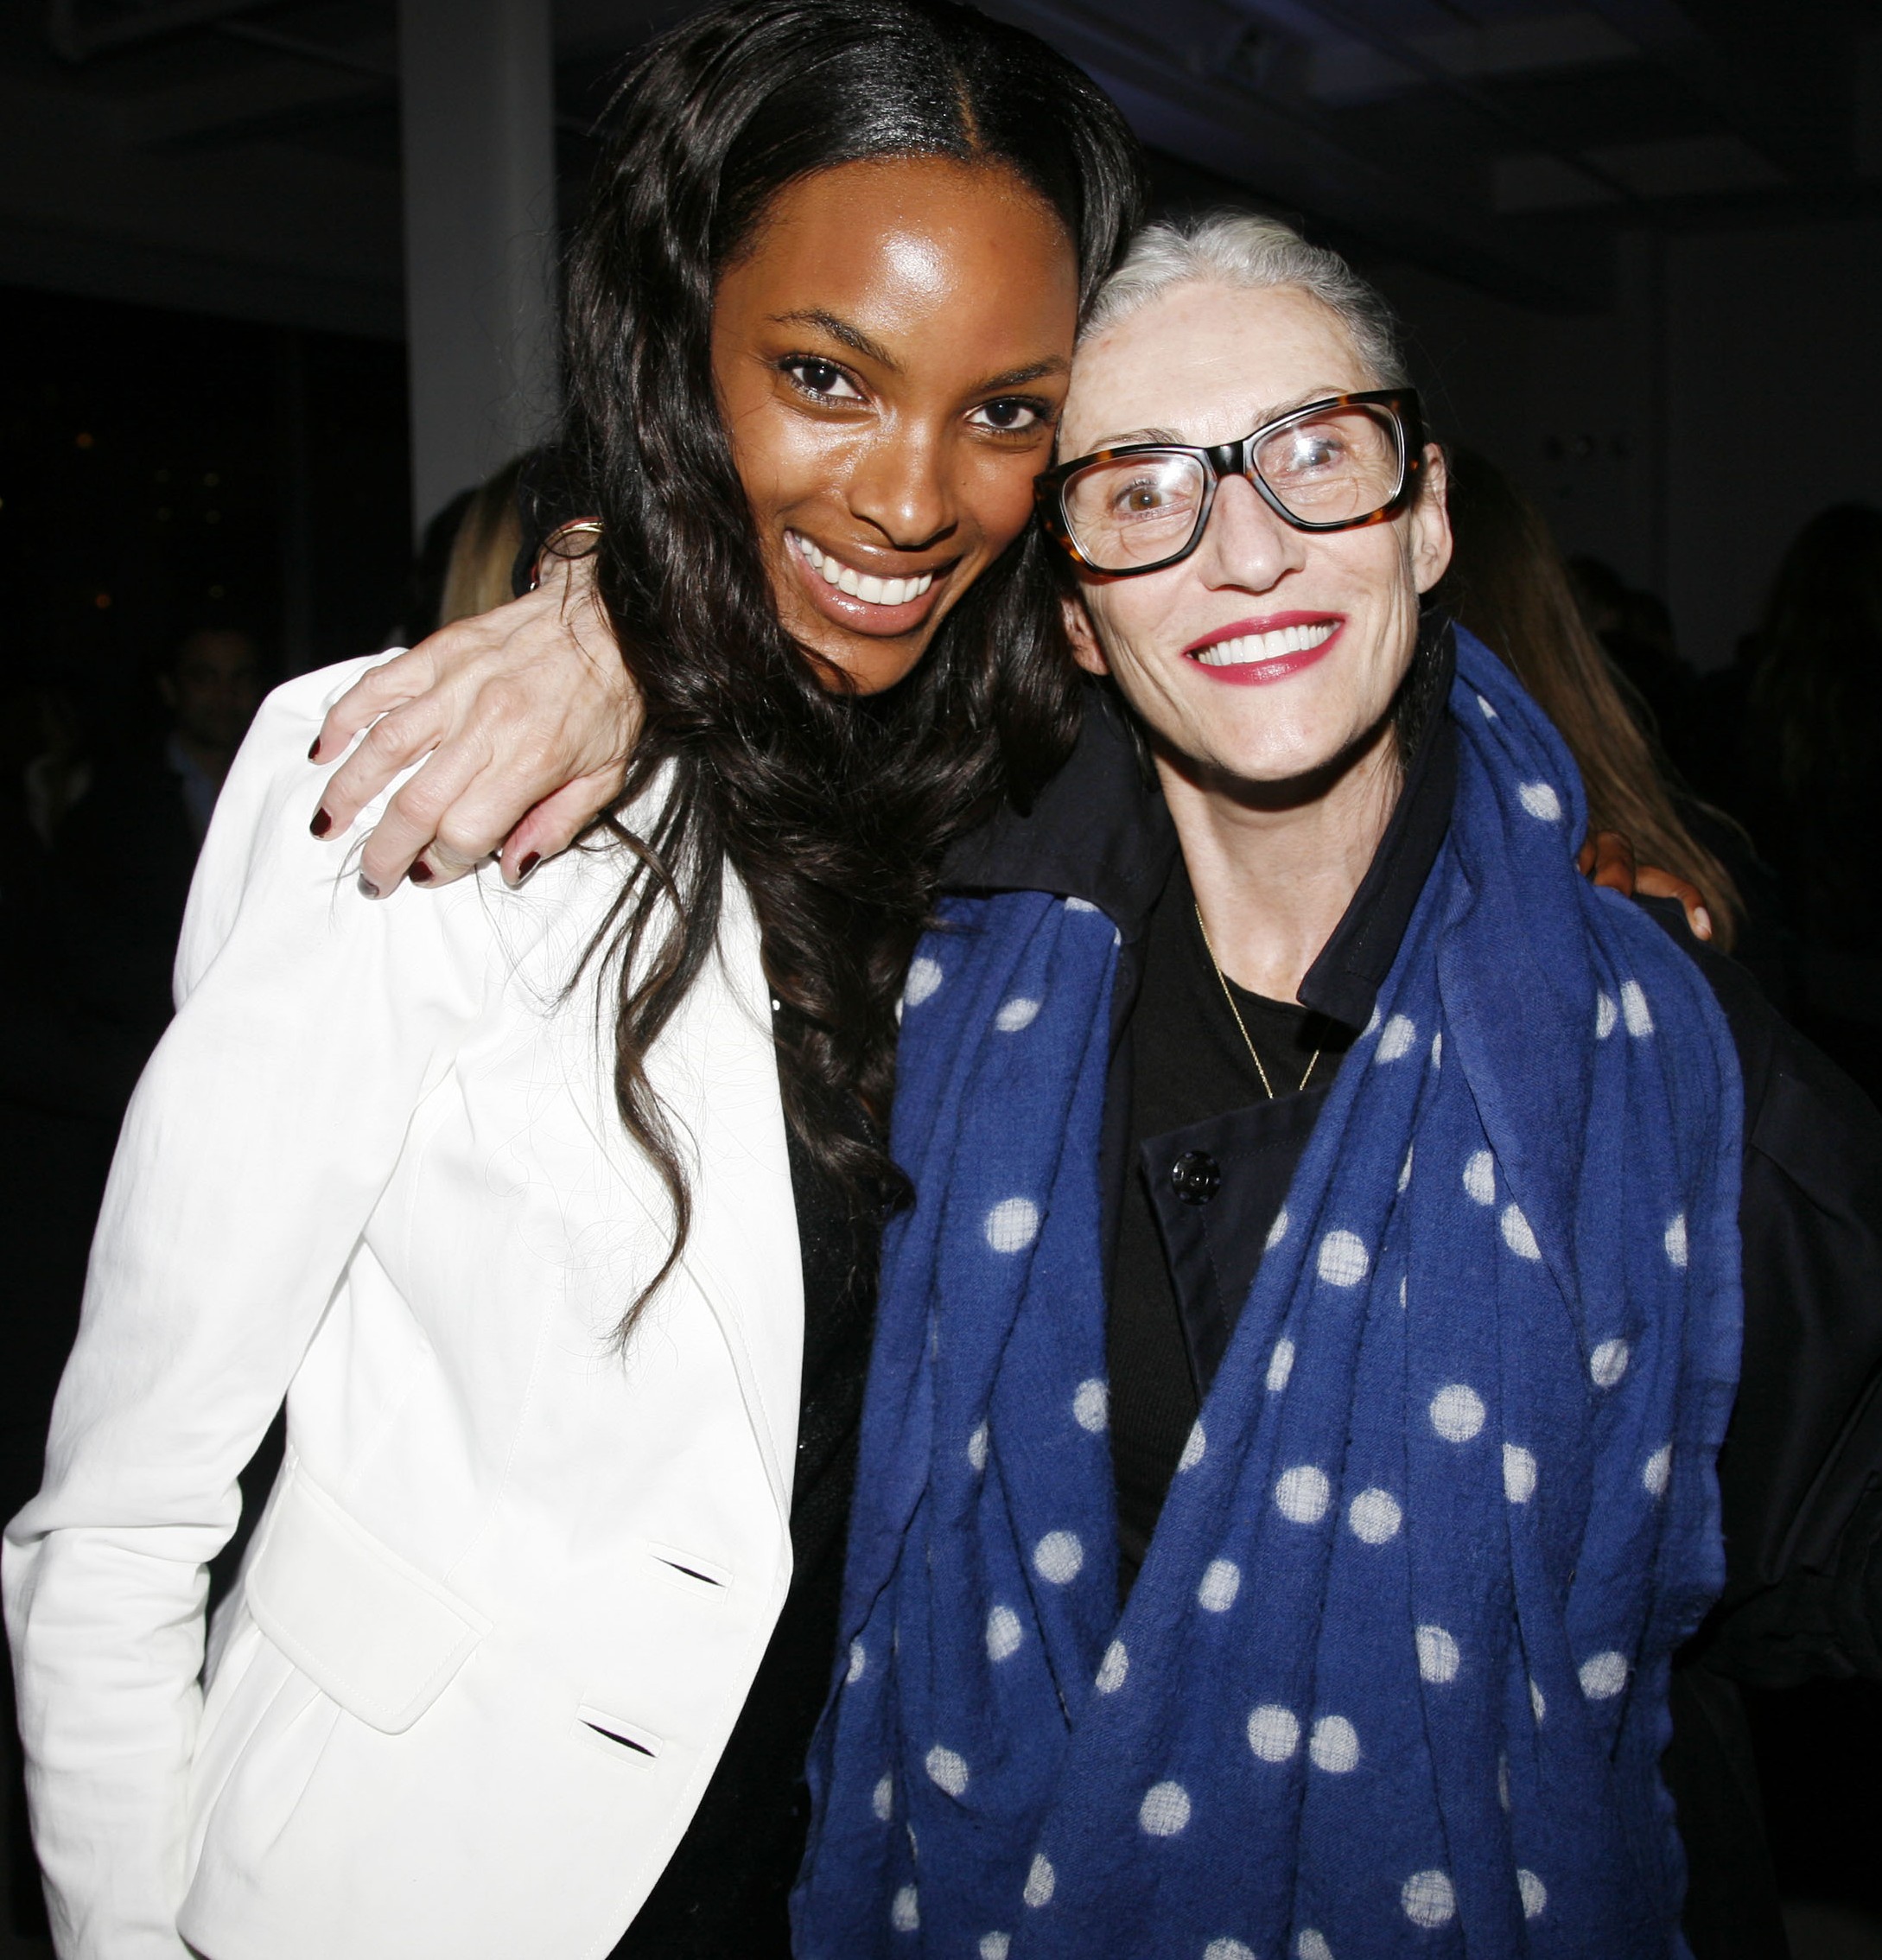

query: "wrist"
left=530, top=519, right=603, bottom=590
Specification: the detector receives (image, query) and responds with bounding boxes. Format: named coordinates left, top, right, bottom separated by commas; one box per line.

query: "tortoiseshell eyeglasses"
left=1035, top=389, right=1426, bottom=577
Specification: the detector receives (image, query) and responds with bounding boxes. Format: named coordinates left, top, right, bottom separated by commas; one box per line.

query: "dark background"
left=1, top=2, right=1879, bottom=1956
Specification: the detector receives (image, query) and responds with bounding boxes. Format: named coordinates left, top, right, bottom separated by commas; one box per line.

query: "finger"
left=310, top=644, right=439, bottom=763
left=500, top=770, right=626, bottom=885
left=1589, top=829, right=1637, bottom=895
left=315, top=697, right=455, bottom=837
left=353, top=733, right=495, bottom=892
left=1636, top=865, right=1713, bottom=940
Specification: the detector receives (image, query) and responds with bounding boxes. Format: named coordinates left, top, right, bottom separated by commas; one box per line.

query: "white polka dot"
left=1023, top=1853, right=1055, bottom=1907
left=968, top=1422, right=989, bottom=1473
left=1402, top=1869, right=1456, bottom=1928
left=980, top=1937, right=1011, bottom=1960
left=985, top=1197, right=1040, bottom=1253
left=1072, top=1378, right=1109, bottom=1433
left=1477, top=693, right=1497, bottom=719
left=1429, top=1383, right=1485, bottom=1442
left=926, top=1745, right=969, bottom=1797
left=1529, top=1678, right=1547, bottom=1723
left=892, top=1883, right=920, bottom=1931
left=1518, top=1869, right=1548, bottom=1919
left=1206, top=1943, right=1256, bottom=1960
left=1416, top=1624, right=1460, bottom=1683
left=1399, top=1142, right=1415, bottom=1192
left=1579, top=1650, right=1629, bottom=1699
left=1247, top=1703, right=1301, bottom=1761
left=1364, top=1003, right=1382, bottom=1036
left=1430, top=1029, right=1443, bottom=1069
left=1590, top=1338, right=1631, bottom=1389
left=1620, top=979, right=1654, bottom=1036
left=1519, top=781, right=1563, bottom=822
left=1644, top=1443, right=1672, bottom=1498
left=1198, top=1558, right=1242, bottom=1612
left=903, top=958, right=943, bottom=1007
left=1309, top=1715, right=1360, bottom=1772
left=1501, top=1203, right=1542, bottom=1260
left=1400, top=1274, right=1408, bottom=1310
left=1664, top=1212, right=1688, bottom=1269
left=987, top=1604, right=1023, bottom=1664
left=1596, top=990, right=1618, bottom=1039
left=1265, top=1206, right=1290, bottom=1250
left=1317, top=1230, right=1370, bottom=1287
left=1348, top=1487, right=1402, bottom=1544
left=1377, top=1014, right=1418, bottom=1062
left=1463, top=1149, right=1496, bottom=1205
left=1179, top=1420, right=1206, bottom=1472
left=873, top=1772, right=894, bottom=1820
left=1266, top=1337, right=1296, bottom=1393
left=1033, top=1530, right=1084, bottom=1584
left=1503, top=1443, right=1538, bottom=1504
left=848, top=1639, right=867, bottom=1683
left=1275, top=1464, right=1332, bottom=1524
left=995, top=996, right=1040, bottom=1033
left=1096, top=1639, right=1129, bottom=1694
left=1064, top=895, right=1100, bottom=913
left=1298, top=1935, right=1334, bottom=1960
left=1140, top=1780, right=1192, bottom=1836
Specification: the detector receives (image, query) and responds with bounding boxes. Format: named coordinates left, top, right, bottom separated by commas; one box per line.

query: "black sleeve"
left=1642, top=900, right=1882, bottom=1684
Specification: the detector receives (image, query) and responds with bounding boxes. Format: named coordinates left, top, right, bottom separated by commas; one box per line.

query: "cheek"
left=957, top=447, right=1050, bottom=557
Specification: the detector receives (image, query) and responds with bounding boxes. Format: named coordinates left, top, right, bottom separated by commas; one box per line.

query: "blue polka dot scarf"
left=793, top=630, right=1745, bottom=1960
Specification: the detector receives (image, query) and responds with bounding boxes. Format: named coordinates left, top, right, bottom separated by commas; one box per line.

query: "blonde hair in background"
left=439, top=455, right=527, bottom=629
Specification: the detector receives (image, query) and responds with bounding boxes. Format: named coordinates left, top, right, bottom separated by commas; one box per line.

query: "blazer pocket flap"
left=245, top=1466, right=491, bottom=1735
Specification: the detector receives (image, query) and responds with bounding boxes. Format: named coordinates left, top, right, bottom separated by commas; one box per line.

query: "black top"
left=946, top=626, right=1882, bottom=1960
left=607, top=1119, right=879, bottom=1959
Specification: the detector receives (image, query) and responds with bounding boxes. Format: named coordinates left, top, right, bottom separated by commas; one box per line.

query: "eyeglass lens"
left=1060, top=403, right=1404, bottom=570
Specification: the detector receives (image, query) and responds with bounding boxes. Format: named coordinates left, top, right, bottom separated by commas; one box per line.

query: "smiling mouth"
left=1192, top=619, right=1340, bottom=667
left=787, top=530, right=937, bottom=609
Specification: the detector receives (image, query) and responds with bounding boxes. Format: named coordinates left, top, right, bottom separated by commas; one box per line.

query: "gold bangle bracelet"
left=529, top=518, right=604, bottom=590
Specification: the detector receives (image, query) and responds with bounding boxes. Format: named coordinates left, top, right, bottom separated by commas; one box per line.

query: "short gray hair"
left=1081, top=211, right=1410, bottom=390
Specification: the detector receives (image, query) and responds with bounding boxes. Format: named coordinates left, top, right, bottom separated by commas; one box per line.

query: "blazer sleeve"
left=3, top=657, right=496, bottom=1960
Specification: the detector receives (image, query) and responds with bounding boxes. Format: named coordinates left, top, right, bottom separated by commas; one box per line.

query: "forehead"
left=1061, top=280, right=1374, bottom=455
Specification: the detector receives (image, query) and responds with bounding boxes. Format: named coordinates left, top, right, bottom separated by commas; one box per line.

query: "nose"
left=845, top=418, right=957, bottom=553
left=1192, top=473, right=1307, bottom=594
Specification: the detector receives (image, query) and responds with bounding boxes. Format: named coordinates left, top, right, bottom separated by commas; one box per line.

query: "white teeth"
left=1192, top=620, right=1338, bottom=667
left=788, top=531, right=934, bottom=608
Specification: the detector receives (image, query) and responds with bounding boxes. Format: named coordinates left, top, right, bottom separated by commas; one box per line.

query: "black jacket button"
left=1171, top=1150, right=1221, bottom=1205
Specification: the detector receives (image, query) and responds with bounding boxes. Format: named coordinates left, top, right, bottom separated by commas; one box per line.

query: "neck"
left=1158, top=716, right=1401, bottom=1004
left=174, top=730, right=234, bottom=789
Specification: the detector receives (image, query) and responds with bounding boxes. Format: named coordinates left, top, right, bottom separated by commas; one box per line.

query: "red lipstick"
left=1184, top=612, right=1345, bottom=687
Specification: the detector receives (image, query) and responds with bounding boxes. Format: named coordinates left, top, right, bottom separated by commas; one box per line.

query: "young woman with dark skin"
left=4, top=6, right=1144, bottom=1956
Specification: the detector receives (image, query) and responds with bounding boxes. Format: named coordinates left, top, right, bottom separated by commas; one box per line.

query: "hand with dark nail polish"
left=308, top=738, right=322, bottom=762
left=309, top=808, right=333, bottom=838
left=357, top=875, right=381, bottom=900
left=516, top=853, right=541, bottom=884
left=408, top=860, right=434, bottom=885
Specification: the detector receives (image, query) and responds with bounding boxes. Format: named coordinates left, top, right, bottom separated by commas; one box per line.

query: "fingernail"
left=358, top=875, right=380, bottom=900
left=309, top=807, right=332, bottom=838
left=408, top=859, right=433, bottom=885
left=308, top=738, right=321, bottom=761
left=516, top=852, right=541, bottom=884
left=1693, top=907, right=1713, bottom=940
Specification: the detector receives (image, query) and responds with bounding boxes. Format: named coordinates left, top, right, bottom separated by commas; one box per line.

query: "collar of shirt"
left=943, top=616, right=1460, bottom=1034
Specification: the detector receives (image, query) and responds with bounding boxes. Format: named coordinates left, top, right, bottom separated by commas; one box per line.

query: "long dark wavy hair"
left=558, top=0, right=1145, bottom=1332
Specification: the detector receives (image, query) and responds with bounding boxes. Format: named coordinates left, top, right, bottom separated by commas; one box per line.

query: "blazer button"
left=1170, top=1149, right=1221, bottom=1205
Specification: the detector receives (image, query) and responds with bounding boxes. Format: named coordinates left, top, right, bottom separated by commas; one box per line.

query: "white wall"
left=1372, top=214, right=1882, bottom=670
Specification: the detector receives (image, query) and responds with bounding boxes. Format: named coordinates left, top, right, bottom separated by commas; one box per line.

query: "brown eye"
left=969, top=397, right=1047, bottom=433
left=782, top=358, right=863, bottom=401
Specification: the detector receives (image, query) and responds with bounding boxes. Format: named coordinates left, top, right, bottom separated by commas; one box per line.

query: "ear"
left=1061, top=592, right=1109, bottom=677
left=1407, top=444, right=1453, bottom=595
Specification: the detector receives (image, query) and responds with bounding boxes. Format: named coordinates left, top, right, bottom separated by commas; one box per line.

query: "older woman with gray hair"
left=311, top=219, right=1881, bottom=1956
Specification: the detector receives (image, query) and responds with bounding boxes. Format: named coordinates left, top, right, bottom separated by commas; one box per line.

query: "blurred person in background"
left=438, top=455, right=528, bottom=628
left=1440, top=450, right=1788, bottom=1002
left=1567, top=551, right=1701, bottom=781
left=1741, top=504, right=1882, bottom=1101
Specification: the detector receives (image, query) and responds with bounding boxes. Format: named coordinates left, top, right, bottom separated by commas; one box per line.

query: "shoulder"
left=1637, top=895, right=1882, bottom=1206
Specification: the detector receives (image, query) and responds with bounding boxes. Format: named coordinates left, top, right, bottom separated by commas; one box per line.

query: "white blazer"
left=4, top=658, right=804, bottom=1960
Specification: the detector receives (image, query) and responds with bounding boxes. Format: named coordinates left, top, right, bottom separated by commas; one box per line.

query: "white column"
left=397, top=0, right=560, bottom=538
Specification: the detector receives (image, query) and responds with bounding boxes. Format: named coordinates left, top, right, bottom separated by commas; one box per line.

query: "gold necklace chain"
left=1194, top=901, right=1320, bottom=1099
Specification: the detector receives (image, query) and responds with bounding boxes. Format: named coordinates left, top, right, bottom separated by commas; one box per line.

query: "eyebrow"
left=770, top=312, right=1069, bottom=393
left=1082, top=387, right=1351, bottom=455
